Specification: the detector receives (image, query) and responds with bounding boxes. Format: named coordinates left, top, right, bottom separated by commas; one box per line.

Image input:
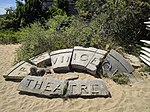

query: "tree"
left=0, top=7, right=19, bottom=30
left=15, top=0, right=51, bottom=27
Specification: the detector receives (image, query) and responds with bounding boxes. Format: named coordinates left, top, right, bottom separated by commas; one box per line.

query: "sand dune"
left=0, top=44, right=150, bottom=112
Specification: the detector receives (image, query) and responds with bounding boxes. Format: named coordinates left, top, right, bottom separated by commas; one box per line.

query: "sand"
left=0, top=44, right=150, bottom=112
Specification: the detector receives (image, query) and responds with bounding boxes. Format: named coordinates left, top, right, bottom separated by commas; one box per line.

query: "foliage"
left=17, top=23, right=50, bottom=61
left=100, top=0, right=150, bottom=53
left=58, top=0, right=70, bottom=13
left=76, top=0, right=150, bottom=53
left=0, top=30, right=19, bottom=44
left=112, top=73, right=129, bottom=84
left=16, top=13, right=119, bottom=62
left=140, top=65, right=150, bottom=72
left=15, top=0, right=51, bottom=27
left=76, top=0, right=106, bottom=20
left=0, top=7, right=18, bottom=30
left=0, top=0, right=149, bottom=61
left=16, top=15, right=73, bottom=61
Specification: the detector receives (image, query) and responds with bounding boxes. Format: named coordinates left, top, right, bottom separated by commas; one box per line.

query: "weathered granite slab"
left=67, top=79, right=109, bottom=96
left=50, top=49, right=73, bottom=72
left=71, top=46, right=97, bottom=71
left=3, top=61, right=35, bottom=79
left=29, top=52, right=51, bottom=66
left=71, top=46, right=107, bottom=75
left=18, top=76, right=110, bottom=97
left=86, top=49, right=107, bottom=75
left=102, top=49, right=134, bottom=75
left=18, top=76, right=64, bottom=96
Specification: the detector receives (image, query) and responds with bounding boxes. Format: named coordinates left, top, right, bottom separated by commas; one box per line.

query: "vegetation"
left=0, top=30, right=19, bottom=44
left=112, top=73, right=129, bottom=84
left=140, top=65, right=150, bottom=72
left=0, top=0, right=149, bottom=61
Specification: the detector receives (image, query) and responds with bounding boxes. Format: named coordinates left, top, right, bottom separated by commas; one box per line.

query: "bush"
left=112, top=73, right=129, bottom=85
left=15, top=14, right=123, bottom=62
left=16, top=0, right=150, bottom=62
left=140, top=65, right=150, bottom=72
left=17, top=23, right=51, bottom=62
left=0, top=30, right=19, bottom=44
left=16, top=15, right=73, bottom=62
left=76, top=0, right=150, bottom=53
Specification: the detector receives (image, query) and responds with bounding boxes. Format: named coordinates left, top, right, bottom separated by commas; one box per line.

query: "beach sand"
left=0, top=44, right=150, bottom=112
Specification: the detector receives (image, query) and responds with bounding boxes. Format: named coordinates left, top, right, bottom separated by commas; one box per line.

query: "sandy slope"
left=0, top=44, right=150, bottom=112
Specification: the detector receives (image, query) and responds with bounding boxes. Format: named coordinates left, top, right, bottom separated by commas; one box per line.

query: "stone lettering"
left=44, top=82, right=53, bottom=92
left=73, top=53, right=76, bottom=60
left=102, top=49, right=134, bottom=75
left=90, top=58, right=98, bottom=66
left=53, top=84, right=61, bottom=92
left=50, top=49, right=73, bottom=72
left=71, top=46, right=107, bottom=75
left=80, top=54, right=89, bottom=61
left=80, top=85, right=89, bottom=94
left=18, top=76, right=110, bottom=97
left=20, top=67, right=26, bottom=72
left=3, top=61, right=35, bottom=80
left=34, top=81, right=43, bottom=89
left=71, top=46, right=96, bottom=71
left=26, top=79, right=34, bottom=87
left=66, top=56, right=70, bottom=62
left=91, top=84, right=100, bottom=95
left=61, top=56, right=64, bottom=63
left=29, top=52, right=51, bottom=65
left=52, top=57, right=58, bottom=65
left=86, top=49, right=107, bottom=75
left=70, top=84, right=78, bottom=94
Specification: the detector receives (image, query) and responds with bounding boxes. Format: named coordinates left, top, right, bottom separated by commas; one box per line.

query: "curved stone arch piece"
left=3, top=47, right=135, bottom=80
left=71, top=46, right=107, bottom=75
left=3, top=61, right=36, bottom=80
left=29, top=52, right=51, bottom=66
left=50, top=49, right=73, bottom=72
left=102, top=49, right=134, bottom=75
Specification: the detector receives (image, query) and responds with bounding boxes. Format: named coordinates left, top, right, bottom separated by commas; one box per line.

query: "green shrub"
left=76, top=0, right=150, bottom=53
left=112, top=73, right=129, bottom=85
left=16, top=0, right=150, bottom=62
left=16, top=23, right=51, bottom=62
left=0, top=30, right=19, bottom=44
left=16, top=15, right=73, bottom=62
left=140, top=65, right=150, bottom=72
left=16, top=14, right=121, bottom=62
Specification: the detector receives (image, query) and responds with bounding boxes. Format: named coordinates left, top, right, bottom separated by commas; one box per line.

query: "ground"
left=0, top=44, right=150, bottom=112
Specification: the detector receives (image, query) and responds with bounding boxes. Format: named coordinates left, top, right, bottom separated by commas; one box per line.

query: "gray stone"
left=86, top=49, right=107, bottom=75
left=18, top=76, right=64, bottom=97
left=71, top=46, right=107, bottom=75
left=71, top=47, right=97, bottom=71
left=102, top=49, right=134, bottom=75
left=67, top=79, right=109, bottom=96
left=30, top=66, right=49, bottom=76
left=71, top=46, right=97, bottom=71
left=18, top=76, right=110, bottom=97
left=29, top=52, right=51, bottom=66
left=50, top=49, right=73, bottom=72
left=3, top=61, right=35, bottom=79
